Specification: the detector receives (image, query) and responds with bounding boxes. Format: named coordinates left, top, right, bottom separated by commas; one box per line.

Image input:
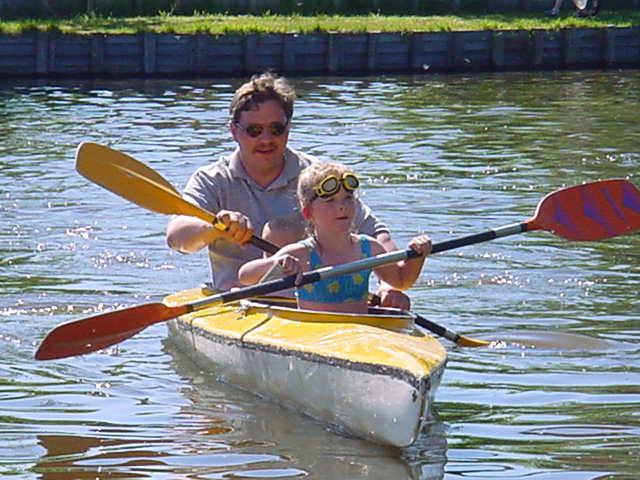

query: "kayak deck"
left=165, top=287, right=447, bottom=447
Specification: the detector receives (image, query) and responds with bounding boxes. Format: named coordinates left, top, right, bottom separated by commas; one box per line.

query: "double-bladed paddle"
left=75, top=142, right=279, bottom=254
left=34, top=177, right=640, bottom=360
left=73, top=142, right=492, bottom=349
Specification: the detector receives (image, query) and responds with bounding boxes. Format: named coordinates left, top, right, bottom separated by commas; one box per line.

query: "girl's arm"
left=372, top=235, right=432, bottom=290
left=238, top=244, right=307, bottom=285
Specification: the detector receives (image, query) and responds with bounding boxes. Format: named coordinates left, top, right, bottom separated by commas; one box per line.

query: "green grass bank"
left=1, top=12, right=639, bottom=35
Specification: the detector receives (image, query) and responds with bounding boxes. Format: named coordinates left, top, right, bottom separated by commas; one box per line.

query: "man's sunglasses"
left=235, top=120, right=289, bottom=138
left=313, top=173, right=360, bottom=199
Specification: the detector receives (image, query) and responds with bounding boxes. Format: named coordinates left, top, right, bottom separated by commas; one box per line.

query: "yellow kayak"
left=165, top=287, right=447, bottom=447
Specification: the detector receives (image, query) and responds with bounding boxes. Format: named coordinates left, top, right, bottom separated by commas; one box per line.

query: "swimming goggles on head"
left=234, top=120, right=289, bottom=138
left=313, top=173, right=360, bottom=199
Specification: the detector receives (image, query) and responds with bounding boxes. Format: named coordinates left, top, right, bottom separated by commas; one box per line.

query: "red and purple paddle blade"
left=528, top=179, right=640, bottom=241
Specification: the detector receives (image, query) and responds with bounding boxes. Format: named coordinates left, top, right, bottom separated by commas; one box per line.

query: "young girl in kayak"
left=238, top=161, right=432, bottom=314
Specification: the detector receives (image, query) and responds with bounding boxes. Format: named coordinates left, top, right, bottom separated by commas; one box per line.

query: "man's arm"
left=166, top=216, right=220, bottom=253
left=166, top=165, right=251, bottom=253
left=166, top=210, right=254, bottom=254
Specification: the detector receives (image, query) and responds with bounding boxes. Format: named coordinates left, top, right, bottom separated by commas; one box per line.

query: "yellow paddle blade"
left=456, top=335, right=491, bottom=348
left=79, top=141, right=176, bottom=191
left=75, top=142, right=216, bottom=224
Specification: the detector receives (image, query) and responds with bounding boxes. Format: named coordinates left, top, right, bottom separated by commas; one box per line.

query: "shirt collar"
left=228, top=148, right=247, bottom=179
left=228, top=147, right=304, bottom=190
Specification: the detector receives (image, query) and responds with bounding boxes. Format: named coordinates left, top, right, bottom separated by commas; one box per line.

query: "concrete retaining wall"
left=0, top=28, right=638, bottom=78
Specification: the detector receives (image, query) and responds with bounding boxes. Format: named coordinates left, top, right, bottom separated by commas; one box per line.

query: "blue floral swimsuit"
left=295, top=235, right=373, bottom=304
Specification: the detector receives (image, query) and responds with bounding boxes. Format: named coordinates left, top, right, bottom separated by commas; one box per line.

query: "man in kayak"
left=166, top=72, right=411, bottom=309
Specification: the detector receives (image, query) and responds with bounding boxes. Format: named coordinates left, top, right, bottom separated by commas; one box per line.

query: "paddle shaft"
left=206, top=209, right=524, bottom=259
left=187, top=222, right=531, bottom=315
left=188, top=248, right=421, bottom=313
left=248, top=235, right=279, bottom=254
left=432, top=221, right=528, bottom=254
left=410, top=312, right=490, bottom=347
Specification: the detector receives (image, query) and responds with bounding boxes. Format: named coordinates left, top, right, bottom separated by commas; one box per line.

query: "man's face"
left=230, top=99, right=290, bottom=176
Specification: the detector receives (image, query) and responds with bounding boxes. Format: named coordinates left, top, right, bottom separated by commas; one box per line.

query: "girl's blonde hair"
left=297, top=161, right=356, bottom=209
left=297, top=161, right=358, bottom=236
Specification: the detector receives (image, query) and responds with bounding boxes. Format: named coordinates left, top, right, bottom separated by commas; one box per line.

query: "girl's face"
left=306, top=187, right=356, bottom=234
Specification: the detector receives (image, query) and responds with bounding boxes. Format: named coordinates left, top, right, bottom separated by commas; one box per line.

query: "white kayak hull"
left=166, top=289, right=447, bottom=447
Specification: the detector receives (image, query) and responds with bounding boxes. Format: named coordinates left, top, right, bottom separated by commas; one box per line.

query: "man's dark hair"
left=229, top=72, right=296, bottom=123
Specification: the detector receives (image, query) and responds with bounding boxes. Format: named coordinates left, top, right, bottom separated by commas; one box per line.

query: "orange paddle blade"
left=528, top=179, right=640, bottom=241
left=35, top=303, right=189, bottom=360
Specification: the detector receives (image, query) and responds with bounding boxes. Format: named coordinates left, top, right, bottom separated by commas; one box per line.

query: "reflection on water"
left=493, top=330, right=618, bottom=350
left=1, top=70, right=639, bottom=478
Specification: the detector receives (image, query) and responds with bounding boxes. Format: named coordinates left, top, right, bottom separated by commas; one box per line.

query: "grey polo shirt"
left=183, top=147, right=389, bottom=290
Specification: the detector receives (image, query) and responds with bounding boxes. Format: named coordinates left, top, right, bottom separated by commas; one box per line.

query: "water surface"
left=1, top=70, right=639, bottom=479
